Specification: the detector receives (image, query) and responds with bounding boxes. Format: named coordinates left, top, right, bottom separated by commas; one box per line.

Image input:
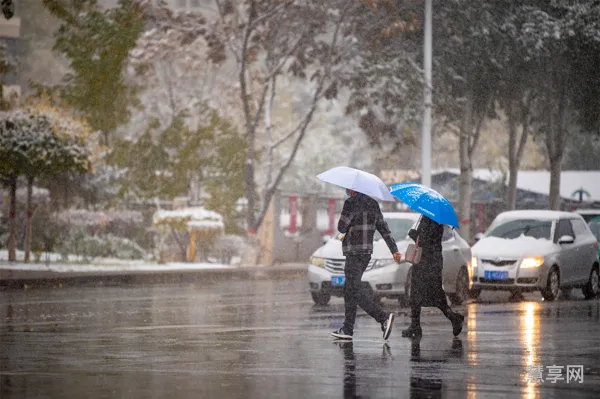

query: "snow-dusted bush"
left=56, top=231, right=147, bottom=262
left=54, top=209, right=144, bottom=235
left=51, top=208, right=148, bottom=260
left=104, top=235, right=147, bottom=260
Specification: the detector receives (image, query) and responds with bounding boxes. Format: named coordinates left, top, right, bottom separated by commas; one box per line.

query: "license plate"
left=331, top=276, right=345, bottom=286
left=485, top=271, right=509, bottom=280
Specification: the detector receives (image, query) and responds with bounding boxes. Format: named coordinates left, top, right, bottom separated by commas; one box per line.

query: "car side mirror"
left=474, top=233, right=484, bottom=243
left=558, top=235, right=575, bottom=245
left=322, top=235, right=331, bottom=245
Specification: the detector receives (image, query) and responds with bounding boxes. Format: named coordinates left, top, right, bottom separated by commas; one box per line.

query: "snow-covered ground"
left=0, top=250, right=234, bottom=273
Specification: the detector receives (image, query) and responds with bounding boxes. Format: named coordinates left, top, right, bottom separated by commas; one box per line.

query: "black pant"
left=410, top=303, right=453, bottom=326
left=343, top=254, right=388, bottom=334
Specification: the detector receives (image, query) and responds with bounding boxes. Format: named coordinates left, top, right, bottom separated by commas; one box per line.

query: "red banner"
left=289, top=196, right=298, bottom=234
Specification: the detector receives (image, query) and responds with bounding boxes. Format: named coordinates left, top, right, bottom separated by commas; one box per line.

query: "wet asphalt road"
left=1, top=275, right=600, bottom=399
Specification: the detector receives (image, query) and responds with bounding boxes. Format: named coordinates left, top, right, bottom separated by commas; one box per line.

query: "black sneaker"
left=381, top=313, right=395, bottom=340
left=331, top=328, right=353, bottom=340
left=451, top=313, right=465, bottom=337
left=401, top=325, right=422, bottom=338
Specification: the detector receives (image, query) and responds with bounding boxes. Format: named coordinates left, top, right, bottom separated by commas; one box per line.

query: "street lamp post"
left=421, top=0, right=433, bottom=187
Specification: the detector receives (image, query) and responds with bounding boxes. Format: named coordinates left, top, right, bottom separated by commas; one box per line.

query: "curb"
left=0, top=264, right=307, bottom=289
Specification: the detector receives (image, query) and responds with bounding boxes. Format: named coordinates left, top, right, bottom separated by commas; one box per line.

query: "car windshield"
left=486, top=219, right=552, bottom=240
left=375, top=218, right=415, bottom=242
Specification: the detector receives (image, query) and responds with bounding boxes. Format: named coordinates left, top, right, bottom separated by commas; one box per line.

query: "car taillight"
left=595, top=241, right=599, bottom=249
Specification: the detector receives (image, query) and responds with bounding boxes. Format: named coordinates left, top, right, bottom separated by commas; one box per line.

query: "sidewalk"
left=0, top=261, right=307, bottom=289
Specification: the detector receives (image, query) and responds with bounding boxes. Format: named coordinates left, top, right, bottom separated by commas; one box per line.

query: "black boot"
left=401, top=323, right=423, bottom=338
left=402, top=305, right=422, bottom=338
left=439, top=304, right=465, bottom=337
left=450, top=312, right=464, bottom=337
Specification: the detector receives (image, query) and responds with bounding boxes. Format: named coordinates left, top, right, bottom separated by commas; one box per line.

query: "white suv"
left=307, top=212, right=472, bottom=306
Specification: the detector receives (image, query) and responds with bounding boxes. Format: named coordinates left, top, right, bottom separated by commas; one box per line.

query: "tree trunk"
left=545, top=81, right=567, bottom=211
left=265, top=76, right=276, bottom=190
left=507, top=101, right=518, bottom=210
left=63, top=174, right=69, bottom=209
left=458, top=99, right=473, bottom=243
left=24, top=176, right=34, bottom=263
left=239, top=17, right=258, bottom=234
left=7, top=175, right=17, bottom=262
left=548, top=157, right=562, bottom=210
left=507, top=162, right=519, bottom=210
left=506, top=96, right=531, bottom=210
left=458, top=165, right=473, bottom=243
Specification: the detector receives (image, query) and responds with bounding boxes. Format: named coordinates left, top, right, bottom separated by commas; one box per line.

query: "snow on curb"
left=0, top=250, right=233, bottom=273
left=0, top=262, right=234, bottom=273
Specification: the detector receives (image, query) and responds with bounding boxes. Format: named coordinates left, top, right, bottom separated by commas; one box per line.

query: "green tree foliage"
left=109, top=107, right=246, bottom=232
left=362, top=0, right=600, bottom=213
left=0, top=108, right=92, bottom=261
left=42, top=0, right=145, bottom=144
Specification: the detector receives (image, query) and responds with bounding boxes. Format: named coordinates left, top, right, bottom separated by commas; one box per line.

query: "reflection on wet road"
left=1, top=277, right=599, bottom=398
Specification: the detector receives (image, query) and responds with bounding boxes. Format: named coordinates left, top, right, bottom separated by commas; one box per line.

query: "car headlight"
left=371, top=259, right=395, bottom=270
left=520, top=256, right=544, bottom=269
left=471, top=256, right=478, bottom=269
left=310, top=256, right=325, bottom=268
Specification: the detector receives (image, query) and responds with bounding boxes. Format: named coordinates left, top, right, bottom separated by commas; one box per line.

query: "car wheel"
left=449, top=267, right=469, bottom=306
left=541, top=267, right=560, bottom=301
left=311, top=291, right=331, bottom=306
left=582, top=265, right=600, bottom=300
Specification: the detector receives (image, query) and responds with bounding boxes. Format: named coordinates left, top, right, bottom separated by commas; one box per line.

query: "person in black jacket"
left=331, top=189, right=402, bottom=341
left=401, top=215, right=464, bottom=338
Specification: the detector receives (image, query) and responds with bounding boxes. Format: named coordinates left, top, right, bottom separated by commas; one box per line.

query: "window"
left=571, top=219, right=588, bottom=237
left=442, top=226, right=454, bottom=242
left=554, top=219, right=575, bottom=242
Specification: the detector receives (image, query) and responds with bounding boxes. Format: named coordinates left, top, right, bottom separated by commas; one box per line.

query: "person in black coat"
left=401, top=215, right=464, bottom=338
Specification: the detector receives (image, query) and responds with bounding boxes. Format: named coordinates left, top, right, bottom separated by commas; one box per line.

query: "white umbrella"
left=317, top=166, right=396, bottom=202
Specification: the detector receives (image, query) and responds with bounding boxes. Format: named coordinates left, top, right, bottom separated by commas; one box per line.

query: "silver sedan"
left=471, top=210, right=600, bottom=301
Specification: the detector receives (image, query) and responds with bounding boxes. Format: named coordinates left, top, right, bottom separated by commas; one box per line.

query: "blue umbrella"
left=390, top=182, right=460, bottom=228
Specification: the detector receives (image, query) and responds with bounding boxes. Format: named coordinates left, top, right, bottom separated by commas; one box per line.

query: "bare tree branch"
left=250, top=1, right=293, bottom=28
left=253, top=0, right=352, bottom=229
left=264, top=35, right=307, bottom=82
left=468, top=95, right=491, bottom=158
